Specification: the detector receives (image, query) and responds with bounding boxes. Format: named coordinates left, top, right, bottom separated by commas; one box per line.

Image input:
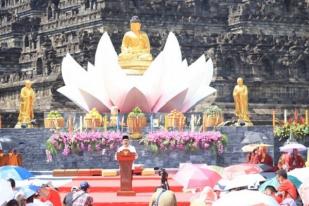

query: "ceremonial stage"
left=57, top=175, right=192, bottom=206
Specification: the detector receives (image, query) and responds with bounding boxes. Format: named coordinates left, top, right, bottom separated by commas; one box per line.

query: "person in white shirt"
left=115, top=135, right=138, bottom=160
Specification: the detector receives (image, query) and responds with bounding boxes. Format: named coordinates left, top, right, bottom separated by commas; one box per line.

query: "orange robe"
left=7, top=153, right=19, bottom=166
left=259, top=154, right=273, bottom=167
left=287, top=154, right=305, bottom=171
left=0, top=152, right=5, bottom=166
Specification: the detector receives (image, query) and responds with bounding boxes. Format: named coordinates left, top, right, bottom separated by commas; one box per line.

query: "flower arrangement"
left=140, top=131, right=227, bottom=154
left=274, top=116, right=309, bottom=140
left=84, top=108, right=103, bottom=128
left=46, top=131, right=122, bottom=157
left=203, top=105, right=224, bottom=128
left=44, top=110, right=64, bottom=128
left=127, top=107, right=147, bottom=138
left=204, top=105, right=223, bottom=117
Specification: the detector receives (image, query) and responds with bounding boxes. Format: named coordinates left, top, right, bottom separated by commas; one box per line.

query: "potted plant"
left=203, top=105, right=224, bottom=128
left=44, top=110, right=65, bottom=128
left=127, top=107, right=147, bottom=138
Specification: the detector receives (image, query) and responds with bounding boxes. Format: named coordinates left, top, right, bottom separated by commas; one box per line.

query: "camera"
left=154, top=167, right=169, bottom=190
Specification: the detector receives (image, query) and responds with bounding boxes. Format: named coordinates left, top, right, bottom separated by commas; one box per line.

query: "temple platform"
left=0, top=126, right=294, bottom=171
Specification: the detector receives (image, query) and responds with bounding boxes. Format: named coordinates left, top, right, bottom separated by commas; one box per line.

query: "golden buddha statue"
left=118, top=16, right=153, bottom=75
left=233, top=77, right=252, bottom=125
left=16, top=80, right=36, bottom=128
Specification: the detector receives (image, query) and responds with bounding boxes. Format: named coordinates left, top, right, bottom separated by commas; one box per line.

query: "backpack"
left=64, top=192, right=85, bottom=206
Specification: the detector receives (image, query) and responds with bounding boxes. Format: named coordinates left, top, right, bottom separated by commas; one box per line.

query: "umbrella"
left=241, top=144, right=259, bottom=152
left=225, top=174, right=266, bottom=191
left=299, top=178, right=309, bottom=206
left=259, top=175, right=302, bottom=192
left=279, top=143, right=307, bottom=153
left=0, top=166, right=33, bottom=180
left=173, top=164, right=221, bottom=190
left=19, top=184, right=40, bottom=199
left=0, top=179, right=14, bottom=206
left=213, top=190, right=279, bottom=206
left=206, top=165, right=224, bottom=176
left=223, top=164, right=262, bottom=180
left=241, top=131, right=268, bottom=144
left=288, top=167, right=309, bottom=182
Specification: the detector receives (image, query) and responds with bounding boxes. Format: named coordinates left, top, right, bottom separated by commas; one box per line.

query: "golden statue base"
left=119, top=60, right=151, bottom=75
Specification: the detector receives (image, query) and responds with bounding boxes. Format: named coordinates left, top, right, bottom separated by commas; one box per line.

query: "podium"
left=116, top=149, right=136, bottom=196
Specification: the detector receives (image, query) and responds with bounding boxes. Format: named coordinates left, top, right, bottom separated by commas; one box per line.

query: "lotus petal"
left=156, top=88, right=188, bottom=113
left=138, top=52, right=165, bottom=109
left=118, top=87, right=151, bottom=113
left=153, top=33, right=189, bottom=112
left=95, top=32, right=119, bottom=71
left=61, top=53, right=87, bottom=86
left=79, top=89, right=110, bottom=113
left=86, top=62, right=113, bottom=108
left=57, top=86, right=90, bottom=111
left=181, top=57, right=216, bottom=112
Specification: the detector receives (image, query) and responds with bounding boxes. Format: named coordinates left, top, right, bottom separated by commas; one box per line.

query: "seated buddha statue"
left=118, top=16, right=153, bottom=75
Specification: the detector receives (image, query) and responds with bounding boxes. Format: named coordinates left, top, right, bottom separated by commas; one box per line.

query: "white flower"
left=58, top=32, right=216, bottom=113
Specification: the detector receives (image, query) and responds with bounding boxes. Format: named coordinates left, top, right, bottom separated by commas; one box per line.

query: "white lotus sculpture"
left=58, top=32, right=216, bottom=113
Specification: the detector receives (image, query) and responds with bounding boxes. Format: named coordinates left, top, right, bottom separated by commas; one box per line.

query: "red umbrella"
left=223, top=164, right=262, bottom=180
left=173, top=164, right=221, bottom=190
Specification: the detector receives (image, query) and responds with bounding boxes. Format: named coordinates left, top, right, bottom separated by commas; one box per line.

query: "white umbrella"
left=280, top=143, right=307, bottom=152
left=225, top=174, right=265, bottom=191
left=298, top=178, right=309, bottom=206
left=213, top=190, right=279, bottom=206
left=289, top=168, right=309, bottom=182
left=0, top=179, right=14, bottom=206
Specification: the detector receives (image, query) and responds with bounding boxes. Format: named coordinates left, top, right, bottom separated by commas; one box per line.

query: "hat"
left=80, top=181, right=90, bottom=190
left=130, top=16, right=141, bottom=23
left=122, top=135, right=129, bottom=140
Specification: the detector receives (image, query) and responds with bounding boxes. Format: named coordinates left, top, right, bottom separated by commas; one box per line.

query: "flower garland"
left=46, top=131, right=122, bottom=158
left=140, top=131, right=228, bottom=154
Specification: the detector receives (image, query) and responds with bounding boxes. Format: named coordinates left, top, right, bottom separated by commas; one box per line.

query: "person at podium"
left=115, top=135, right=138, bottom=160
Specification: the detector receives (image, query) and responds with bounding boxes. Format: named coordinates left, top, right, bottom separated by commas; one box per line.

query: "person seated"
left=257, top=146, right=273, bottom=169
left=0, top=149, right=5, bottom=166
left=115, top=135, right=138, bottom=160
left=249, top=148, right=259, bottom=164
left=286, top=149, right=305, bottom=171
left=7, top=149, right=19, bottom=166
left=276, top=169, right=298, bottom=201
left=277, top=152, right=289, bottom=171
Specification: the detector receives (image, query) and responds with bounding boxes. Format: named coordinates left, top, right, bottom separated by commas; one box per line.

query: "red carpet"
left=59, top=175, right=193, bottom=206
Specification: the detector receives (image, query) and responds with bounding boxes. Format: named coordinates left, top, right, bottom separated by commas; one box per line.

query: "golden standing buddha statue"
left=118, top=16, right=153, bottom=75
left=233, top=77, right=252, bottom=125
left=16, top=80, right=36, bottom=127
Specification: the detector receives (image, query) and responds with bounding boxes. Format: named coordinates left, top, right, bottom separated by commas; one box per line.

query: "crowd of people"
left=0, top=149, right=22, bottom=166
left=4, top=179, right=93, bottom=206
left=246, top=146, right=305, bottom=172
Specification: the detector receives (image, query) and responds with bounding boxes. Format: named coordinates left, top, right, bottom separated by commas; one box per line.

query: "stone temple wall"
left=1, top=126, right=307, bottom=170
left=0, top=0, right=309, bottom=126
